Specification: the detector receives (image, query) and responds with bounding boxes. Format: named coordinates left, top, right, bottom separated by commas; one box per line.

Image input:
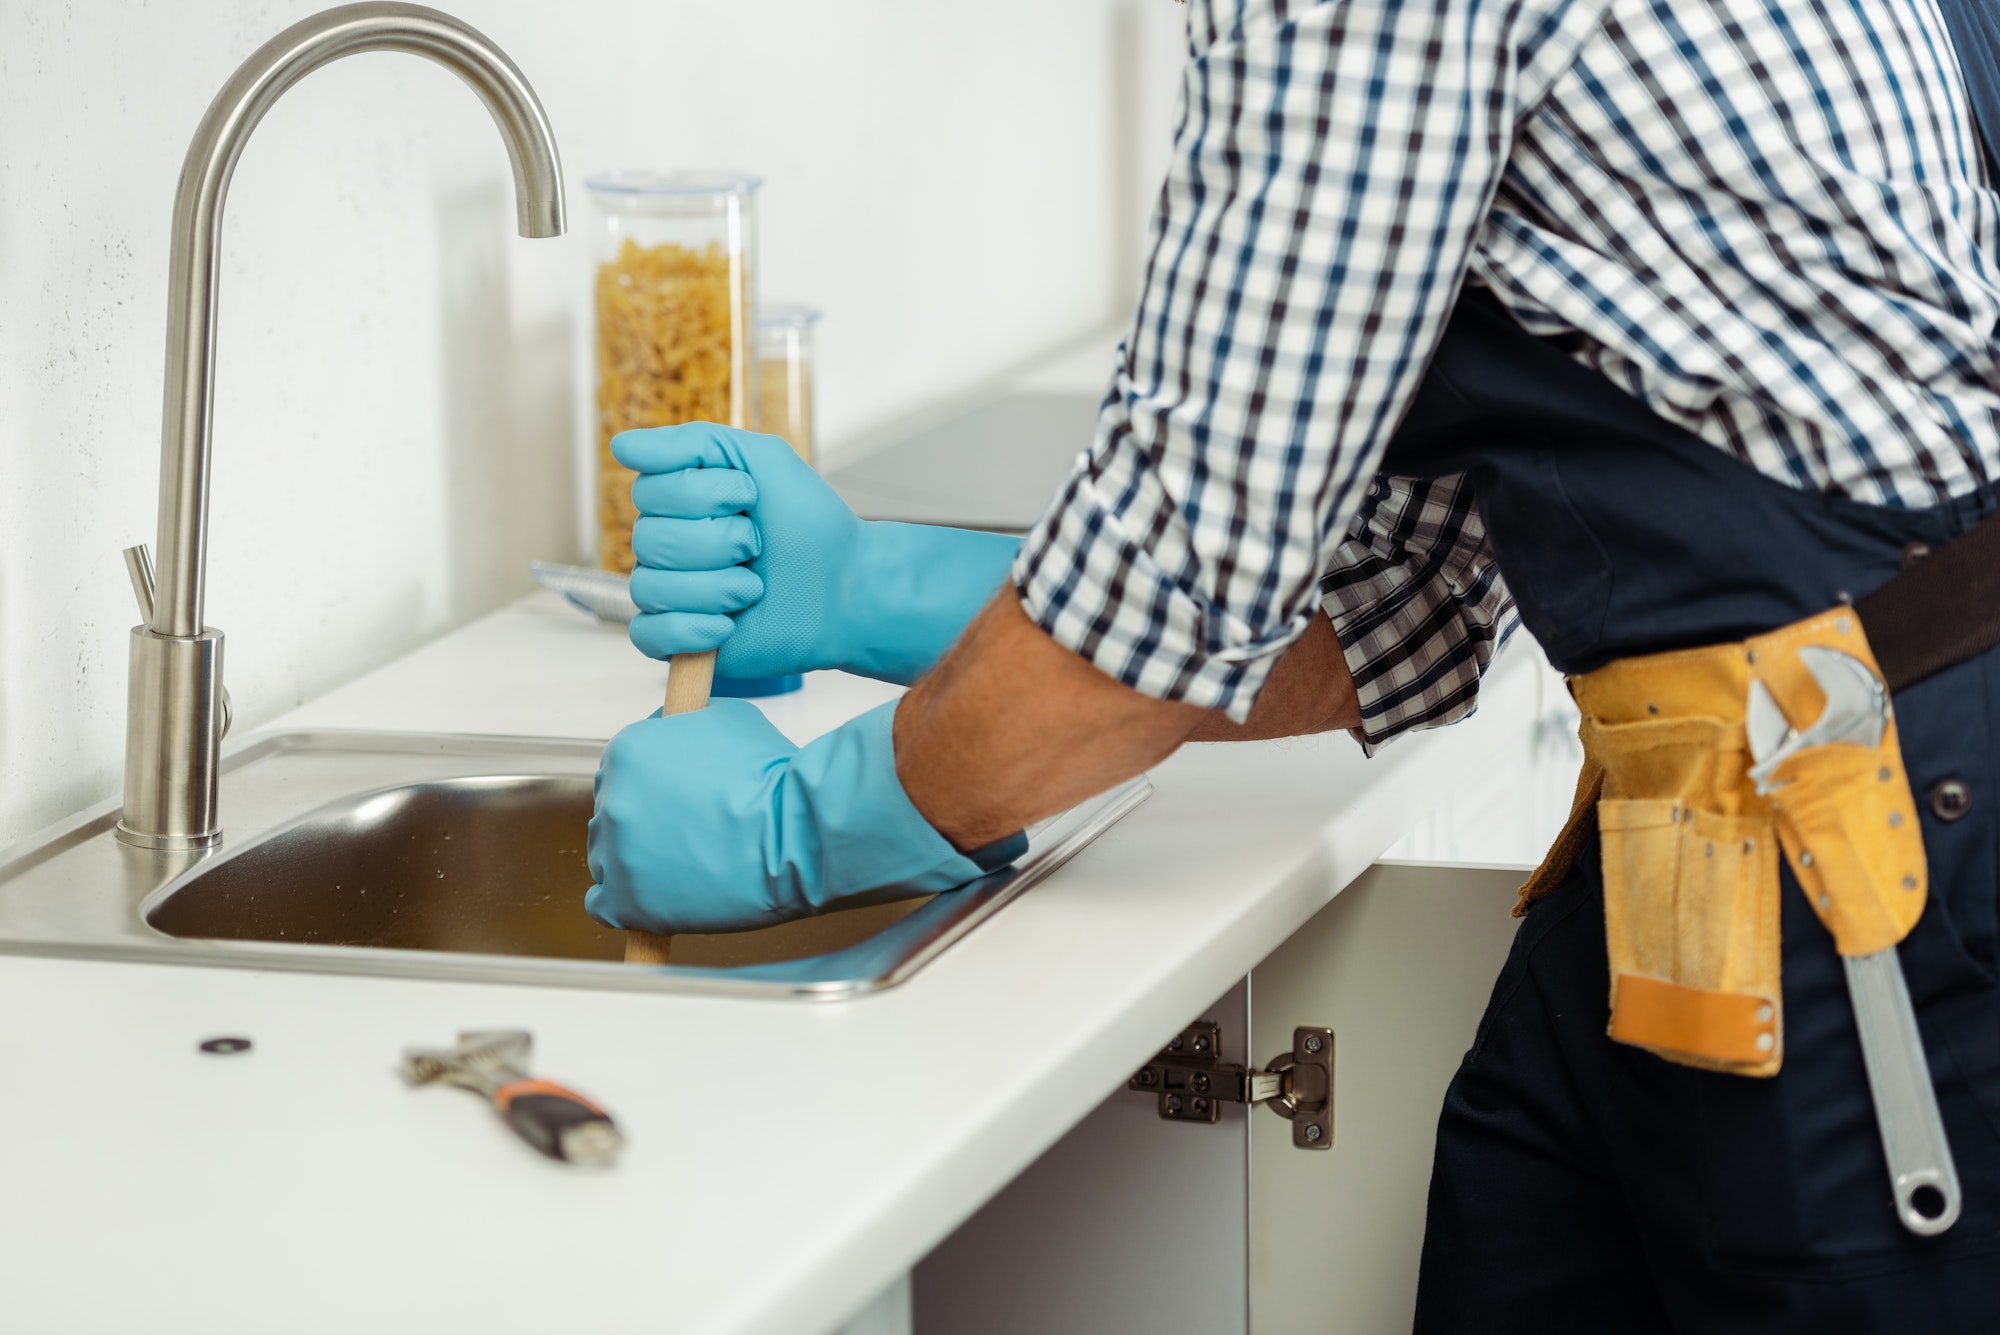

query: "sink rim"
left=0, top=729, right=1150, bottom=1001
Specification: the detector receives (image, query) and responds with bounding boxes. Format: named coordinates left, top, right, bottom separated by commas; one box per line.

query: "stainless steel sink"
left=0, top=731, right=1148, bottom=999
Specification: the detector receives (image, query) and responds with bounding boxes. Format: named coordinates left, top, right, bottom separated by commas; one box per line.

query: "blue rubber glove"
left=585, top=699, right=1026, bottom=935
left=613, top=423, right=1021, bottom=685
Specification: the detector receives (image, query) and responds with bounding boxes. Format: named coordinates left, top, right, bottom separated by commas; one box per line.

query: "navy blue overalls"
left=1380, top=290, right=2000, bottom=1329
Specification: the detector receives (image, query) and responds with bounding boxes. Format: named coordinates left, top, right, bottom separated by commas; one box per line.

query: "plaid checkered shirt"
left=1013, top=0, right=2000, bottom=746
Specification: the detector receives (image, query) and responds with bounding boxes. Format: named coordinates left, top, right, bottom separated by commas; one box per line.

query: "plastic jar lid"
left=585, top=169, right=764, bottom=204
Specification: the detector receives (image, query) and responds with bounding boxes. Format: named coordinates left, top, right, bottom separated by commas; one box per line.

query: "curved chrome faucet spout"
left=120, top=2, right=566, bottom=849
left=155, top=1, right=564, bottom=639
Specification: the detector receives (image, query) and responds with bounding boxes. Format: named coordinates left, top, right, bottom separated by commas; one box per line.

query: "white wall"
left=0, top=1, right=1188, bottom=847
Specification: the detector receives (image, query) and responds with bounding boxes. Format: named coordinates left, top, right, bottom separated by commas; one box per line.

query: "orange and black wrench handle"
left=491, top=1077, right=624, bottom=1165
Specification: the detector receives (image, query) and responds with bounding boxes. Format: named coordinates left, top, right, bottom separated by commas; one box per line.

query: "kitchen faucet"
left=117, top=3, right=566, bottom=850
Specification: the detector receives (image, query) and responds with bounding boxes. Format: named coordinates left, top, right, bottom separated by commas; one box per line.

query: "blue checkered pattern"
left=1015, top=0, right=2000, bottom=746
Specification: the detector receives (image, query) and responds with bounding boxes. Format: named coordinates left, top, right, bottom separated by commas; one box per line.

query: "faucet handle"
left=123, top=544, right=157, bottom=624
left=123, top=543, right=229, bottom=737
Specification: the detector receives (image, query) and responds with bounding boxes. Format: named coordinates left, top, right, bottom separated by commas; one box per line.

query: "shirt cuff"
left=1322, top=562, right=1513, bottom=754
left=1013, top=471, right=1312, bottom=723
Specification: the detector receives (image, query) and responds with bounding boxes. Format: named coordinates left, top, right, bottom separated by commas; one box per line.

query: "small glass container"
left=710, top=302, right=825, bottom=702
left=755, top=301, right=822, bottom=464
left=588, top=169, right=761, bottom=573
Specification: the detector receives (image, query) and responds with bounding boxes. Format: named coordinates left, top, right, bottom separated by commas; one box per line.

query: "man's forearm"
left=892, top=593, right=1361, bottom=851
left=1184, top=611, right=1361, bottom=742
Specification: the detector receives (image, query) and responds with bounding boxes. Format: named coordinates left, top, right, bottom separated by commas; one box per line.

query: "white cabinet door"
left=915, top=981, right=1251, bottom=1334
left=913, top=867, right=1534, bottom=1335
left=1248, top=862, right=1524, bottom=1335
left=829, top=1275, right=913, bottom=1335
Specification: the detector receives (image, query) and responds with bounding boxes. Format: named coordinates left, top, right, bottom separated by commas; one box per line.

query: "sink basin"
left=0, top=731, right=1148, bottom=998
left=144, top=772, right=936, bottom=968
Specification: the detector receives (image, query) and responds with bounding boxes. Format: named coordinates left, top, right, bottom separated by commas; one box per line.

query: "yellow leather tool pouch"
left=1733, top=609, right=1928, bottom=958
left=1758, top=725, right=1927, bottom=959
left=1584, top=712, right=1784, bottom=1075
left=1552, top=608, right=1930, bottom=1077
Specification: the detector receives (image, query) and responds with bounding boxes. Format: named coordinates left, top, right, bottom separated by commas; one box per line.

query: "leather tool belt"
left=1518, top=507, right=2000, bottom=1077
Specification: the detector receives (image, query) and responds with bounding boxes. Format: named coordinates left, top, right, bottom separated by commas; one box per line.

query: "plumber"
left=587, top=0, right=2000, bottom=1325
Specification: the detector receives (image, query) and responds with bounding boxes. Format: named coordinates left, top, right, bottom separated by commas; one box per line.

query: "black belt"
left=1855, top=506, right=2000, bottom=693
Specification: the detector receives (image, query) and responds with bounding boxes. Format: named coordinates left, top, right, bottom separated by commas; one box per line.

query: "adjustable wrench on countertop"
left=403, top=1030, right=624, bottom=1166
left=1747, top=646, right=1961, bottom=1235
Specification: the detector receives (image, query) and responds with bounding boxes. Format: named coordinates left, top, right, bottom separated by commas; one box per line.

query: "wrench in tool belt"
left=1747, top=646, right=1962, bottom=1235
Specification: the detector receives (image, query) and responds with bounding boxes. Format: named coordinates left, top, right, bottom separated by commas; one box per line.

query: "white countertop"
left=0, top=593, right=1540, bottom=1335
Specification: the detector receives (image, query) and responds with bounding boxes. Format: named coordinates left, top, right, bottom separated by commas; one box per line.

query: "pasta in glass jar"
left=588, top=170, right=760, bottom=573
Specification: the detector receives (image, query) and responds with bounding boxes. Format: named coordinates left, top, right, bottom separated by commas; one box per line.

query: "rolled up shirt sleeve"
left=1319, top=472, right=1519, bottom=750
left=1013, top=0, right=1586, bottom=721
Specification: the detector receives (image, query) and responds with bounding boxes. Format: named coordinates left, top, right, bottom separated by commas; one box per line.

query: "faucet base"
left=113, top=822, right=223, bottom=852
left=119, top=625, right=225, bottom=850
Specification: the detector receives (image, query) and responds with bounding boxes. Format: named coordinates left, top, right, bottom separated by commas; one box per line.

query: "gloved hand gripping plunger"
left=623, top=647, right=715, bottom=964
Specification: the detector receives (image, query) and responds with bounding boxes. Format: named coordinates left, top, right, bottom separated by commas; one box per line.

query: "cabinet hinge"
left=1127, top=1021, right=1333, bottom=1149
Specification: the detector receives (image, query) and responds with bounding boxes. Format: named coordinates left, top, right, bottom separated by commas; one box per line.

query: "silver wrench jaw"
left=1745, top=677, right=1793, bottom=790
left=400, top=1029, right=534, bottom=1098
left=1746, top=646, right=1888, bottom=794
left=1845, top=950, right=1964, bottom=1235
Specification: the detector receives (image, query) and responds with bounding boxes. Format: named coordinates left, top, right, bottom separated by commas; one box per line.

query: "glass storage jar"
left=755, top=301, right=821, bottom=464
left=588, top=169, right=761, bottom=573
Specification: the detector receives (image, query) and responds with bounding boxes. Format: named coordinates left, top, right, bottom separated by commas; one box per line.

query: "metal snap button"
left=1931, top=778, right=1972, bottom=823
left=1900, top=540, right=1934, bottom=570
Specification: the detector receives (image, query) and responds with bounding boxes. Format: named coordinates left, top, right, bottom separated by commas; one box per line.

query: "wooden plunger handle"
left=660, top=647, right=717, bottom=716
left=623, top=648, right=718, bottom=965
